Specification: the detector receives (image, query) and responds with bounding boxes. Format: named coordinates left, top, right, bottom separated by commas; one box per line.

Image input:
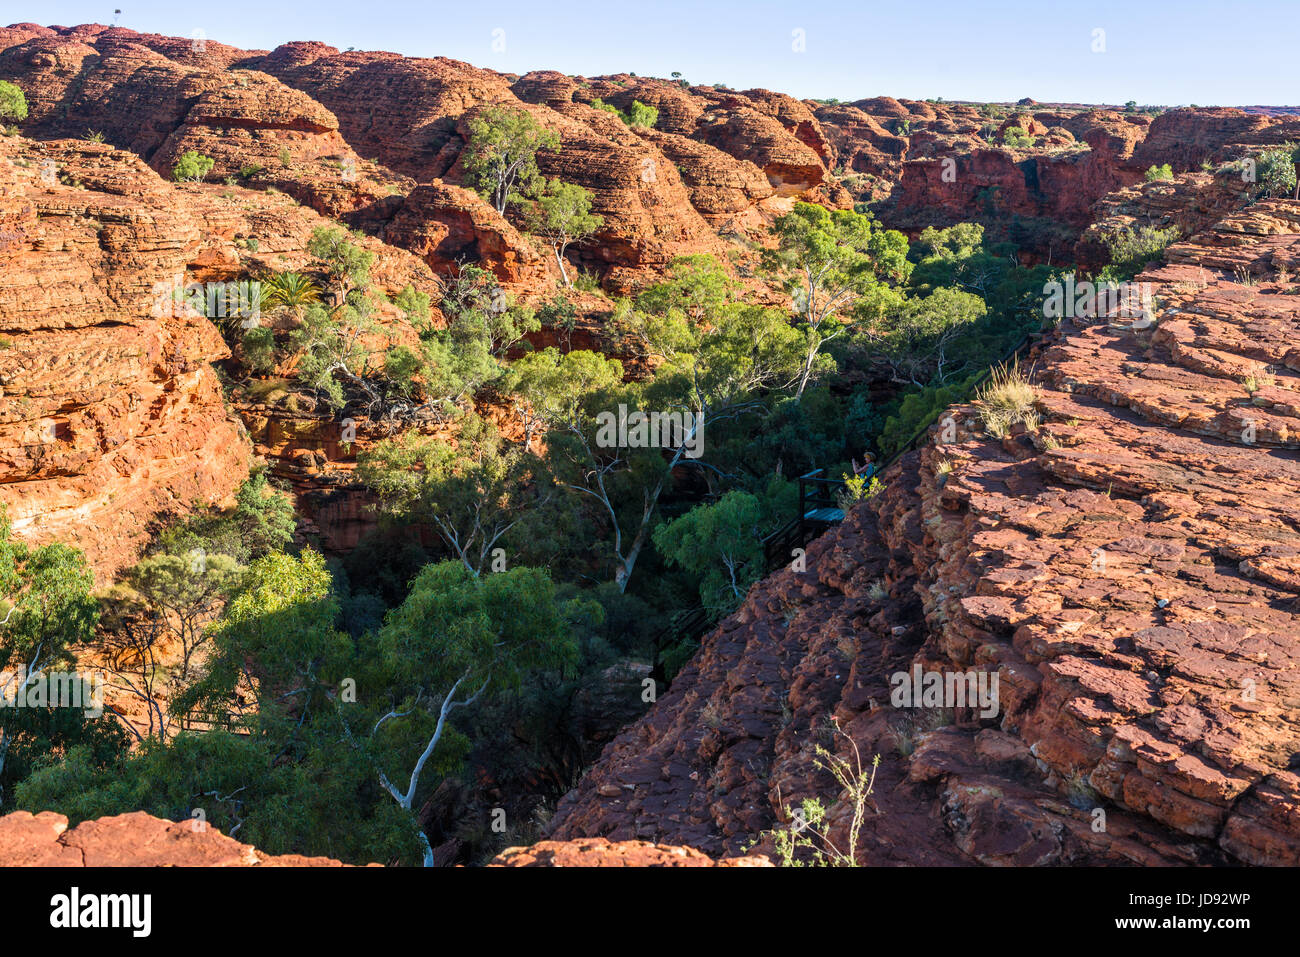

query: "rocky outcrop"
left=239, top=50, right=784, bottom=281
left=633, top=128, right=775, bottom=226
left=383, top=180, right=550, bottom=283
left=4, top=25, right=1289, bottom=280
left=242, top=44, right=515, bottom=181
left=3, top=21, right=1297, bottom=868
left=490, top=837, right=770, bottom=867
left=546, top=202, right=1300, bottom=865
left=0, top=810, right=360, bottom=865
left=0, top=136, right=251, bottom=580
left=1131, top=108, right=1279, bottom=171
left=860, top=104, right=1280, bottom=257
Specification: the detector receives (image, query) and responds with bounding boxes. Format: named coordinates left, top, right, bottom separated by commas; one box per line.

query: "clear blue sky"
left=28, top=1, right=1297, bottom=105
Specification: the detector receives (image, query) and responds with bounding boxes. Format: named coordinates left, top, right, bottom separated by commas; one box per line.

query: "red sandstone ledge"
left=0, top=810, right=367, bottom=867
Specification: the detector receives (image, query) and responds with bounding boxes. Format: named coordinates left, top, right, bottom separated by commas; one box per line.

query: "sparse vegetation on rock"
left=171, top=150, right=216, bottom=182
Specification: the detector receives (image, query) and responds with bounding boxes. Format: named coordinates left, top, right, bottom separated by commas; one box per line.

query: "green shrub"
left=1104, top=224, right=1180, bottom=280
left=0, top=80, right=26, bottom=123
left=623, top=100, right=658, bottom=128
left=1256, top=146, right=1298, bottom=198
left=171, top=151, right=215, bottom=183
left=876, top=376, right=977, bottom=459
left=1002, top=126, right=1035, bottom=149
left=572, top=267, right=603, bottom=293
left=1144, top=163, right=1173, bottom=182
left=241, top=326, right=276, bottom=374
left=383, top=345, right=423, bottom=398
left=393, top=285, right=432, bottom=332
left=976, top=360, right=1039, bottom=437
left=589, top=98, right=658, bottom=129
left=261, top=271, right=322, bottom=316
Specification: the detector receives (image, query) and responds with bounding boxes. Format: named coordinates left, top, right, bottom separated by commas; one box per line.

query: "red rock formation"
left=883, top=141, right=1141, bottom=252
left=1076, top=169, right=1255, bottom=269
left=243, top=45, right=516, bottom=180
left=632, top=128, right=774, bottom=226
left=0, top=810, right=361, bottom=865
left=383, top=180, right=550, bottom=283
left=489, top=837, right=770, bottom=867
left=8, top=24, right=1286, bottom=278
left=547, top=203, right=1300, bottom=866
left=0, top=137, right=250, bottom=580
left=0, top=127, right=448, bottom=572
left=853, top=103, right=1272, bottom=257
left=813, top=103, right=907, bottom=177
left=1132, top=108, right=1280, bottom=171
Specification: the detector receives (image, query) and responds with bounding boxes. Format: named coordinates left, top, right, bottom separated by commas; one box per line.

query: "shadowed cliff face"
left=547, top=194, right=1300, bottom=865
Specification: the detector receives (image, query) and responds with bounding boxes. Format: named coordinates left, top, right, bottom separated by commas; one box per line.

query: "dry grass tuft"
left=977, top=360, right=1040, bottom=436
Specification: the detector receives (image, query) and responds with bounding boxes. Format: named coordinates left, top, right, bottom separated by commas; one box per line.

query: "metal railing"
left=179, top=708, right=250, bottom=735
left=649, top=329, right=1049, bottom=682
left=761, top=468, right=850, bottom=571
left=649, top=606, right=711, bottom=685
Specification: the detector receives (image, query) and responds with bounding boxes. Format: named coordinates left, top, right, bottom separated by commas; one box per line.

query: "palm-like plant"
left=260, top=271, right=322, bottom=321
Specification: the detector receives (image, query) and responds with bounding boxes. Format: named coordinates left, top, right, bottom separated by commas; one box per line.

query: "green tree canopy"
left=307, top=226, right=375, bottom=300
left=652, top=489, right=769, bottom=618
left=764, top=202, right=911, bottom=396
left=171, top=151, right=215, bottom=183
left=525, top=178, right=603, bottom=288
left=0, top=512, right=126, bottom=808
left=341, top=561, right=583, bottom=862
left=1256, top=146, right=1298, bottom=199
left=861, top=286, right=989, bottom=386
left=462, top=106, right=560, bottom=215
left=0, top=81, right=27, bottom=123
left=358, top=417, right=541, bottom=576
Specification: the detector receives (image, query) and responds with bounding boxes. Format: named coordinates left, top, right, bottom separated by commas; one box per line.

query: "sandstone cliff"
left=13, top=24, right=1287, bottom=286
left=0, top=135, right=250, bottom=580
left=0, top=125, right=450, bottom=572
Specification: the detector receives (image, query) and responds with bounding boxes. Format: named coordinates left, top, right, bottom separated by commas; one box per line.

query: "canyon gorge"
left=0, top=21, right=1296, bottom=868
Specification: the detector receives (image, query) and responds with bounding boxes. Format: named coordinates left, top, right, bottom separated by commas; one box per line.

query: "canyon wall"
left=0, top=136, right=250, bottom=580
